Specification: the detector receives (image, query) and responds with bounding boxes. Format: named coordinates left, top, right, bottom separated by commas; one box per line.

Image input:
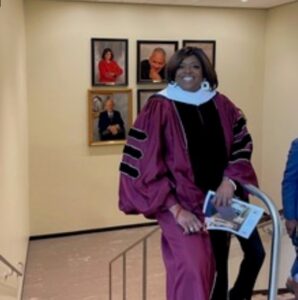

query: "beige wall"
left=25, top=0, right=266, bottom=235
left=261, top=1, right=298, bottom=208
left=0, top=0, right=297, bottom=295
left=0, top=0, right=29, bottom=298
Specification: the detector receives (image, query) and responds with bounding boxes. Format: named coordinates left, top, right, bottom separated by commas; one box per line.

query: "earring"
left=201, top=79, right=211, bottom=91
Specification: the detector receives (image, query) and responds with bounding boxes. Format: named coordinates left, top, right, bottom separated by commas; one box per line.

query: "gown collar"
left=158, top=83, right=216, bottom=106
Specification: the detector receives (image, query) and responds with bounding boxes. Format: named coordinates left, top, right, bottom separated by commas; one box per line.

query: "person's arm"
left=119, top=98, right=178, bottom=218
left=140, top=60, right=150, bottom=80
left=282, top=139, right=298, bottom=234
left=215, top=106, right=257, bottom=206
left=119, top=98, right=204, bottom=235
left=98, top=112, right=111, bottom=137
left=110, top=111, right=125, bottom=137
left=149, top=69, right=162, bottom=81
left=112, top=61, right=123, bottom=77
left=114, top=111, right=124, bottom=131
left=98, top=60, right=111, bottom=82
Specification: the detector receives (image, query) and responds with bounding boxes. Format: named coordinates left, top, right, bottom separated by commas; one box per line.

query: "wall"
left=25, top=0, right=266, bottom=235
left=261, top=1, right=298, bottom=207
left=0, top=0, right=29, bottom=298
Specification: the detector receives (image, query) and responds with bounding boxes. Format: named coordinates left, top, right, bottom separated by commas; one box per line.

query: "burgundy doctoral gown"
left=118, top=92, right=258, bottom=300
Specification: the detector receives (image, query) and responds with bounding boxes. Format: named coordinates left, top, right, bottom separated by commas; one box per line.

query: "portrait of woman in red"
left=98, top=48, right=123, bottom=84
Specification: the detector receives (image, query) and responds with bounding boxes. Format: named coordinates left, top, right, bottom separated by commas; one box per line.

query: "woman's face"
left=175, top=55, right=203, bottom=92
left=104, top=51, right=112, bottom=61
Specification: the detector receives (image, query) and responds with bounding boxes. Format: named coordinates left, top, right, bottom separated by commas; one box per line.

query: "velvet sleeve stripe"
left=128, top=127, right=148, bottom=141
left=119, top=162, right=140, bottom=179
left=231, top=134, right=252, bottom=153
left=123, top=144, right=143, bottom=160
left=233, top=116, right=246, bottom=136
left=230, top=149, right=252, bottom=162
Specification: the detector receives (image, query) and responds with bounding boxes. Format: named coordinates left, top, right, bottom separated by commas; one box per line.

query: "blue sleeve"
left=282, top=139, right=298, bottom=220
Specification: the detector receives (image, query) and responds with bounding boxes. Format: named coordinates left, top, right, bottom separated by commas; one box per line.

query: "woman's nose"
left=184, top=66, right=192, bottom=73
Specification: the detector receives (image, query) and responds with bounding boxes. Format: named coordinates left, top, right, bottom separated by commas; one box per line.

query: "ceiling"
left=60, top=0, right=297, bottom=9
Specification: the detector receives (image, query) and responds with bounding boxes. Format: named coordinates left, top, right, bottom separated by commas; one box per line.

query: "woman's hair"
left=166, top=47, right=218, bottom=89
left=101, top=48, right=114, bottom=60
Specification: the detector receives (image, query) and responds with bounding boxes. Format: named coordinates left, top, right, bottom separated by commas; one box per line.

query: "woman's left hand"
left=213, top=178, right=235, bottom=207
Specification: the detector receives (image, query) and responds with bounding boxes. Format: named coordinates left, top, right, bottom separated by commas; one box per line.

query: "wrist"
left=223, top=176, right=237, bottom=191
left=174, top=206, right=183, bottom=220
left=169, top=204, right=182, bottom=219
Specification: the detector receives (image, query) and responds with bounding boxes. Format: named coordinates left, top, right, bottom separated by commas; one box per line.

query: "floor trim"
left=253, top=288, right=290, bottom=295
left=29, top=222, right=158, bottom=240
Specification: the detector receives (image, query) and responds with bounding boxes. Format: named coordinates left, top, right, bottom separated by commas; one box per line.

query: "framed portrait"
left=137, top=89, right=160, bottom=113
left=88, top=89, right=132, bottom=146
left=91, top=38, right=128, bottom=86
left=137, top=40, right=178, bottom=84
left=182, top=40, right=216, bottom=67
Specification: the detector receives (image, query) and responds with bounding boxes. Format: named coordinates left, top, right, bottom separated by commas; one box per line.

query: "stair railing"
left=0, top=254, right=23, bottom=279
left=242, top=184, right=282, bottom=300
left=109, top=184, right=282, bottom=300
left=109, top=226, right=159, bottom=300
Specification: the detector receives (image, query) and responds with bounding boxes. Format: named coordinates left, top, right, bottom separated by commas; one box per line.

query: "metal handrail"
left=242, top=184, right=282, bottom=300
left=109, top=226, right=159, bottom=300
left=109, top=184, right=282, bottom=300
left=0, top=255, right=23, bottom=277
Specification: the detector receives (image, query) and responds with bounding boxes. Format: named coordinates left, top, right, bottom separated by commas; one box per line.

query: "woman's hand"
left=213, top=177, right=236, bottom=207
left=169, top=204, right=205, bottom=235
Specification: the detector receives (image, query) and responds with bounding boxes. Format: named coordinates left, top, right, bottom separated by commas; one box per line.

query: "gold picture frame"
left=88, top=88, right=132, bottom=146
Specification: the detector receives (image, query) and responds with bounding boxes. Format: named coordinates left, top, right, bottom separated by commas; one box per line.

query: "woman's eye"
left=178, top=64, right=201, bottom=70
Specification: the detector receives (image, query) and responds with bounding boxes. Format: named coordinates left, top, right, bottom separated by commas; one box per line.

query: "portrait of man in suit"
left=88, top=89, right=132, bottom=145
left=98, top=96, right=126, bottom=141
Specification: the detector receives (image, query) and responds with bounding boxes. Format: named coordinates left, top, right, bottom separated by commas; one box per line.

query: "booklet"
left=203, top=190, right=264, bottom=239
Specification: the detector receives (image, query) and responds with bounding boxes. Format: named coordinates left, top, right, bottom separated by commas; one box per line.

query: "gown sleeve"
left=223, top=104, right=258, bottom=188
left=118, top=97, right=178, bottom=218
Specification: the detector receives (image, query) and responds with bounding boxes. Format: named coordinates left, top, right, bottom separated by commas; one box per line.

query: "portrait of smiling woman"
left=98, top=48, right=123, bottom=84
left=91, top=38, right=128, bottom=86
left=119, top=47, right=265, bottom=300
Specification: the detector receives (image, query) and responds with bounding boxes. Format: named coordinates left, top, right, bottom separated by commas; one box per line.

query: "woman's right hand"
left=169, top=204, right=205, bottom=235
